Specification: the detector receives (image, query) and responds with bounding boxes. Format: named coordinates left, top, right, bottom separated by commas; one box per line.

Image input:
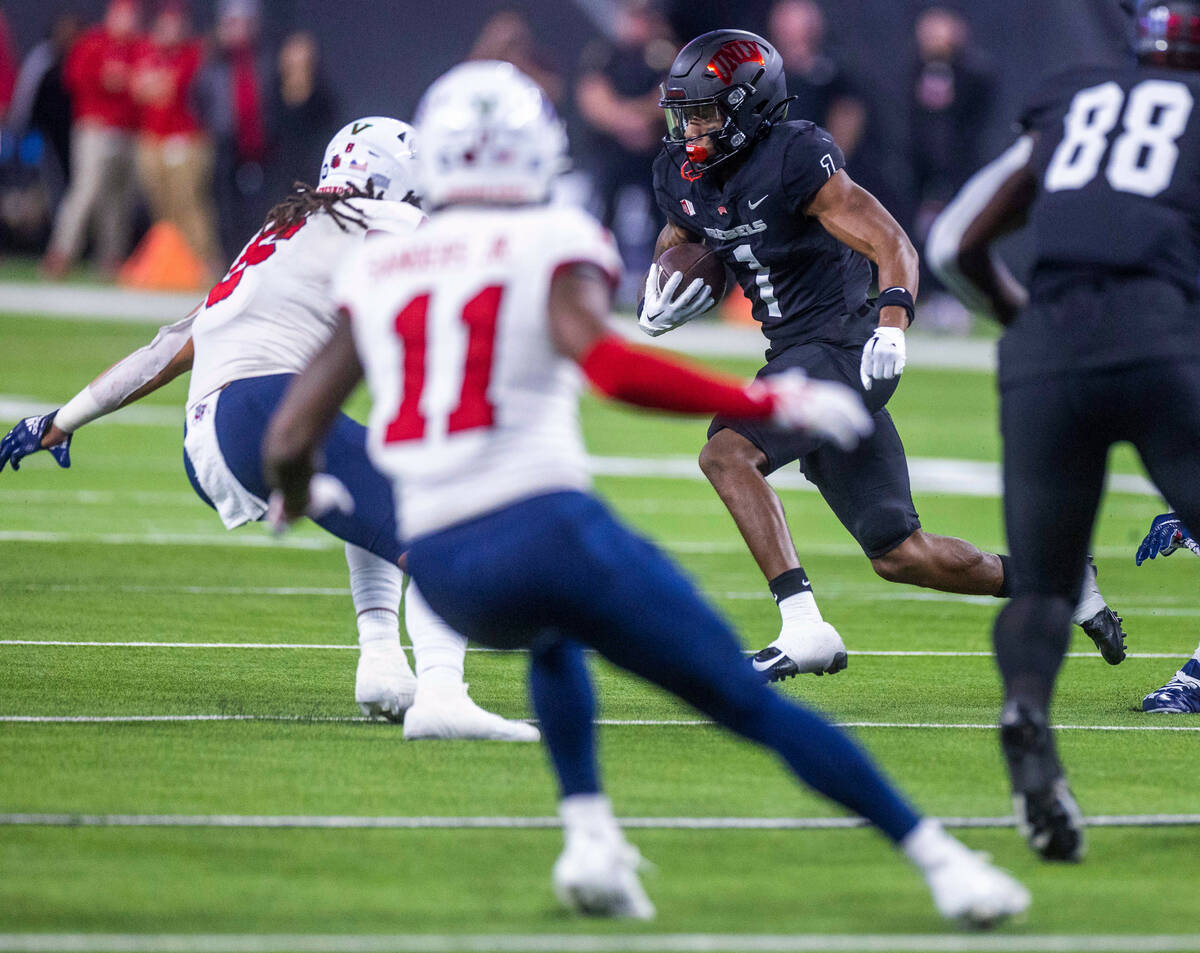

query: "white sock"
left=901, top=818, right=963, bottom=872
left=1191, top=643, right=1200, bottom=664
left=559, top=793, right=618, bottom=838
left=405, top=580, right=467, bottom=690
left=1071, top=560, right=1107, bottom=625
left=779, top=590, right=823, bottom=628
left=345, top=543, right=403, bottom=650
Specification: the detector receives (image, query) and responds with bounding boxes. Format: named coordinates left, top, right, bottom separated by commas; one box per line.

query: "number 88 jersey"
left=1025, top=64, right=1200, bottom=290
left=333, top=204, right=621, bottom=541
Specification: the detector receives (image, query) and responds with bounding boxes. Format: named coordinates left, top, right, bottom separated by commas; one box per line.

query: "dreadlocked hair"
left=261, top=181, right=379, bottom=234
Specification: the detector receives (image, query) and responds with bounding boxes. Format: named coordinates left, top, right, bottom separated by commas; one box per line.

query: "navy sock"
left=730, top=690, right=921, bottom=843
left=528, top=636, right=600, bottom=798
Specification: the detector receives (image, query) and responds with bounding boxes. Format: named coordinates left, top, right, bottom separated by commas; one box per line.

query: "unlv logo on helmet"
left=705, top=40, right=765, bottom=84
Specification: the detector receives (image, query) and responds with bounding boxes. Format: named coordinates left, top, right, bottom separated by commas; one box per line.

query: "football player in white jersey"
left=263, top=62, right=1029, bottom=927
left=0, top=116, right=537, bottom=742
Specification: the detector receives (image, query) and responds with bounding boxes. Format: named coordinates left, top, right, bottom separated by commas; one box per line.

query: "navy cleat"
left=1079, top=607, right=1127, bottom=665
left=1142, top=659, right=1200, bottom=713
left=751, top=622, right=848, bottom=682
left=999, top=700, right=1085, bottom=862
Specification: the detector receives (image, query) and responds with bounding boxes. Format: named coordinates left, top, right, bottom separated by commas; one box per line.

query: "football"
left=657, top=242, right=728, bottom=303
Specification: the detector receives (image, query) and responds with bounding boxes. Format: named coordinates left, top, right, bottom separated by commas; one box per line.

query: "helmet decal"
left=705, top=40, right=765, bottom=84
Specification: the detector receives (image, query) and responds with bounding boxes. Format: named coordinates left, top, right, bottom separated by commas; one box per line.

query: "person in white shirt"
left=262, top=61, right=1029, bottom=927
left=0, top=116, right=537, bottom=742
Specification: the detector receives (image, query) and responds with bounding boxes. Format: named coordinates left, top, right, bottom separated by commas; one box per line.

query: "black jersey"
left=1024, top=65, right=1200, bottom=291
left=1001, top=65, right=1200, bottom=384
left=652, top=121, right=873, bottom=358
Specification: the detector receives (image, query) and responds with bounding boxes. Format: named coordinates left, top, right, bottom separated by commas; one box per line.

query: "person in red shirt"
left=42, top=0, right=143, bottom=279
left=130, top=1, right=220, bottom=279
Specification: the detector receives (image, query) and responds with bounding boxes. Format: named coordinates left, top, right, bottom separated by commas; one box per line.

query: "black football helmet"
left=1137, top=0, right=1200, bottom=69
left=658, top=29, right=788, bottom=172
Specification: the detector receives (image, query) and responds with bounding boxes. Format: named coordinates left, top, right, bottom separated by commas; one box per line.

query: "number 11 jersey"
left=333, top=204, right=621, bottom=540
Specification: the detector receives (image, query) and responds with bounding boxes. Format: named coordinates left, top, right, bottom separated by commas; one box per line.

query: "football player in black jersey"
left=927, top=0, right=1200, bottom=861
left=641, top=29, right=1127, bottom=683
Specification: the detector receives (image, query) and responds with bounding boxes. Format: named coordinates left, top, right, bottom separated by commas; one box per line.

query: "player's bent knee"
left=698, top=431, right=764, bottom=483
left=870, top=539, right=925, bottom=584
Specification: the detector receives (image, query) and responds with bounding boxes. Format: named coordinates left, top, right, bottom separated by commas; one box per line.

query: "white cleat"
left=751, top=621, right=848, bottom=682
left=923, top=838, right=1031, bottom=929
left=553, top=830, right=655, bottom=920
left=402, top=683, right=541, bottom=741
left=355, top=647, right=417, bottom=722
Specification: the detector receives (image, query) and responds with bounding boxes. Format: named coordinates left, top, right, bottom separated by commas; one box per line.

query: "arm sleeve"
left=782, top=125, right=846, bottom=214
left=579, top=335, right=771, bottom=419
left=925, top=135, right=1035, bottom=313
left=54, top=312, right=197, bottom=433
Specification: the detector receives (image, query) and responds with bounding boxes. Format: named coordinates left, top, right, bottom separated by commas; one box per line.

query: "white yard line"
left=0, top=410, right=1162, bottom=498
left=2, top=934, right=1200, bottom=953
left=1, top=812, right=1199, bottom=831
left=0, top=398, right=179, bottom=427
left=0, top=529, right=1163, bottom=561
left=1, top=282, right=997, bottom=368
left=0, top=638, right=1185, bottom=662
left=1, top=714, right=1197, bottom=731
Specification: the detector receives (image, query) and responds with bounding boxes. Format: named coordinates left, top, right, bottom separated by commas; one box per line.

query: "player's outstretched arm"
left=0, top=311, right=196, bottom=474
left=262, top=311, right=364, bottom=523
left=550, top=262, right=872, bottom=450
left=1136, top=512, right=1200, bottom=564
left=806, top=170, right=918, bottom=389
left=926, top=136, right=1038, bottom=325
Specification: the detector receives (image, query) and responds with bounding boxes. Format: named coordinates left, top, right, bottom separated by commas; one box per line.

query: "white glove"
left=859, top=326, right=907, bottom=390
left=267, top=472, right=355, bottom=535
left=638, top=263, right=715, bottom=337
left=753, top=369, right=874, bottom=452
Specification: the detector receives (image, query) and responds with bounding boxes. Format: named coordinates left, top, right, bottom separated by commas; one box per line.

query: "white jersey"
left=186, top=198, right=425, bottom=407
left=334, top=204, right=621, bottom=539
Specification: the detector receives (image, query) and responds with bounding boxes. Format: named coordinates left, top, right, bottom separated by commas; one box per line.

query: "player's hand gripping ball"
left=639, top=243, right=725, bottom=337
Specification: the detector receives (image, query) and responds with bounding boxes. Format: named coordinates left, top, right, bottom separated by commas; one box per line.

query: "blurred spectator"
left=575, top=0, right=675, bottom=300
left=467, top=10, right=564, bottom=105
left=265, top=31, right=338, bottom=199
left=42, top=0, right=142, bottom=279
left=768, top=0, right=865, bottom=159
left=194, top=0, right=269, bottom=260
left=909, top=4, right=994, bottom=332
left=130, top=1, right=220, bottom=277
left=8, top=12, right=83, bottom=187
left=0, top=9, right=17, bottom=120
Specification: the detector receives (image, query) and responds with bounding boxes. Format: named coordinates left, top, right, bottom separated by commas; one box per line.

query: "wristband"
left=876, top=286, right=915, bottom=325
left=54, top=386, right=106, bottom=433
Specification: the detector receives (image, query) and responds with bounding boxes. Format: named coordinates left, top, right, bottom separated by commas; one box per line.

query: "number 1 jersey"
left=1024, top=65, right=1200, bottom=290
left=333, top=204, right=622, bottom=540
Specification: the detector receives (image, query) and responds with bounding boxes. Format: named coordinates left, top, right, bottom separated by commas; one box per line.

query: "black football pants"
left=994, top=358, right=1200, bottom=708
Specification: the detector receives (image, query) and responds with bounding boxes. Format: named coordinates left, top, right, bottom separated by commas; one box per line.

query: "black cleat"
left=751, top=646, right=848, bottom=682
left=999, top=700, right=1086, bottom=862
left=1080, top=606, right=1127, bottom=665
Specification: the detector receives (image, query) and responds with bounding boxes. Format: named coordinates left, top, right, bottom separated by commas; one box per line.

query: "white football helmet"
left=415, top=61, right=567, bottom=208
left=318, top=116, right=418, bottom=202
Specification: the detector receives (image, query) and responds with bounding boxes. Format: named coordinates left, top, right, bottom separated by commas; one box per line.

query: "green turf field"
left=0, top=308, right=1197, bottom=953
